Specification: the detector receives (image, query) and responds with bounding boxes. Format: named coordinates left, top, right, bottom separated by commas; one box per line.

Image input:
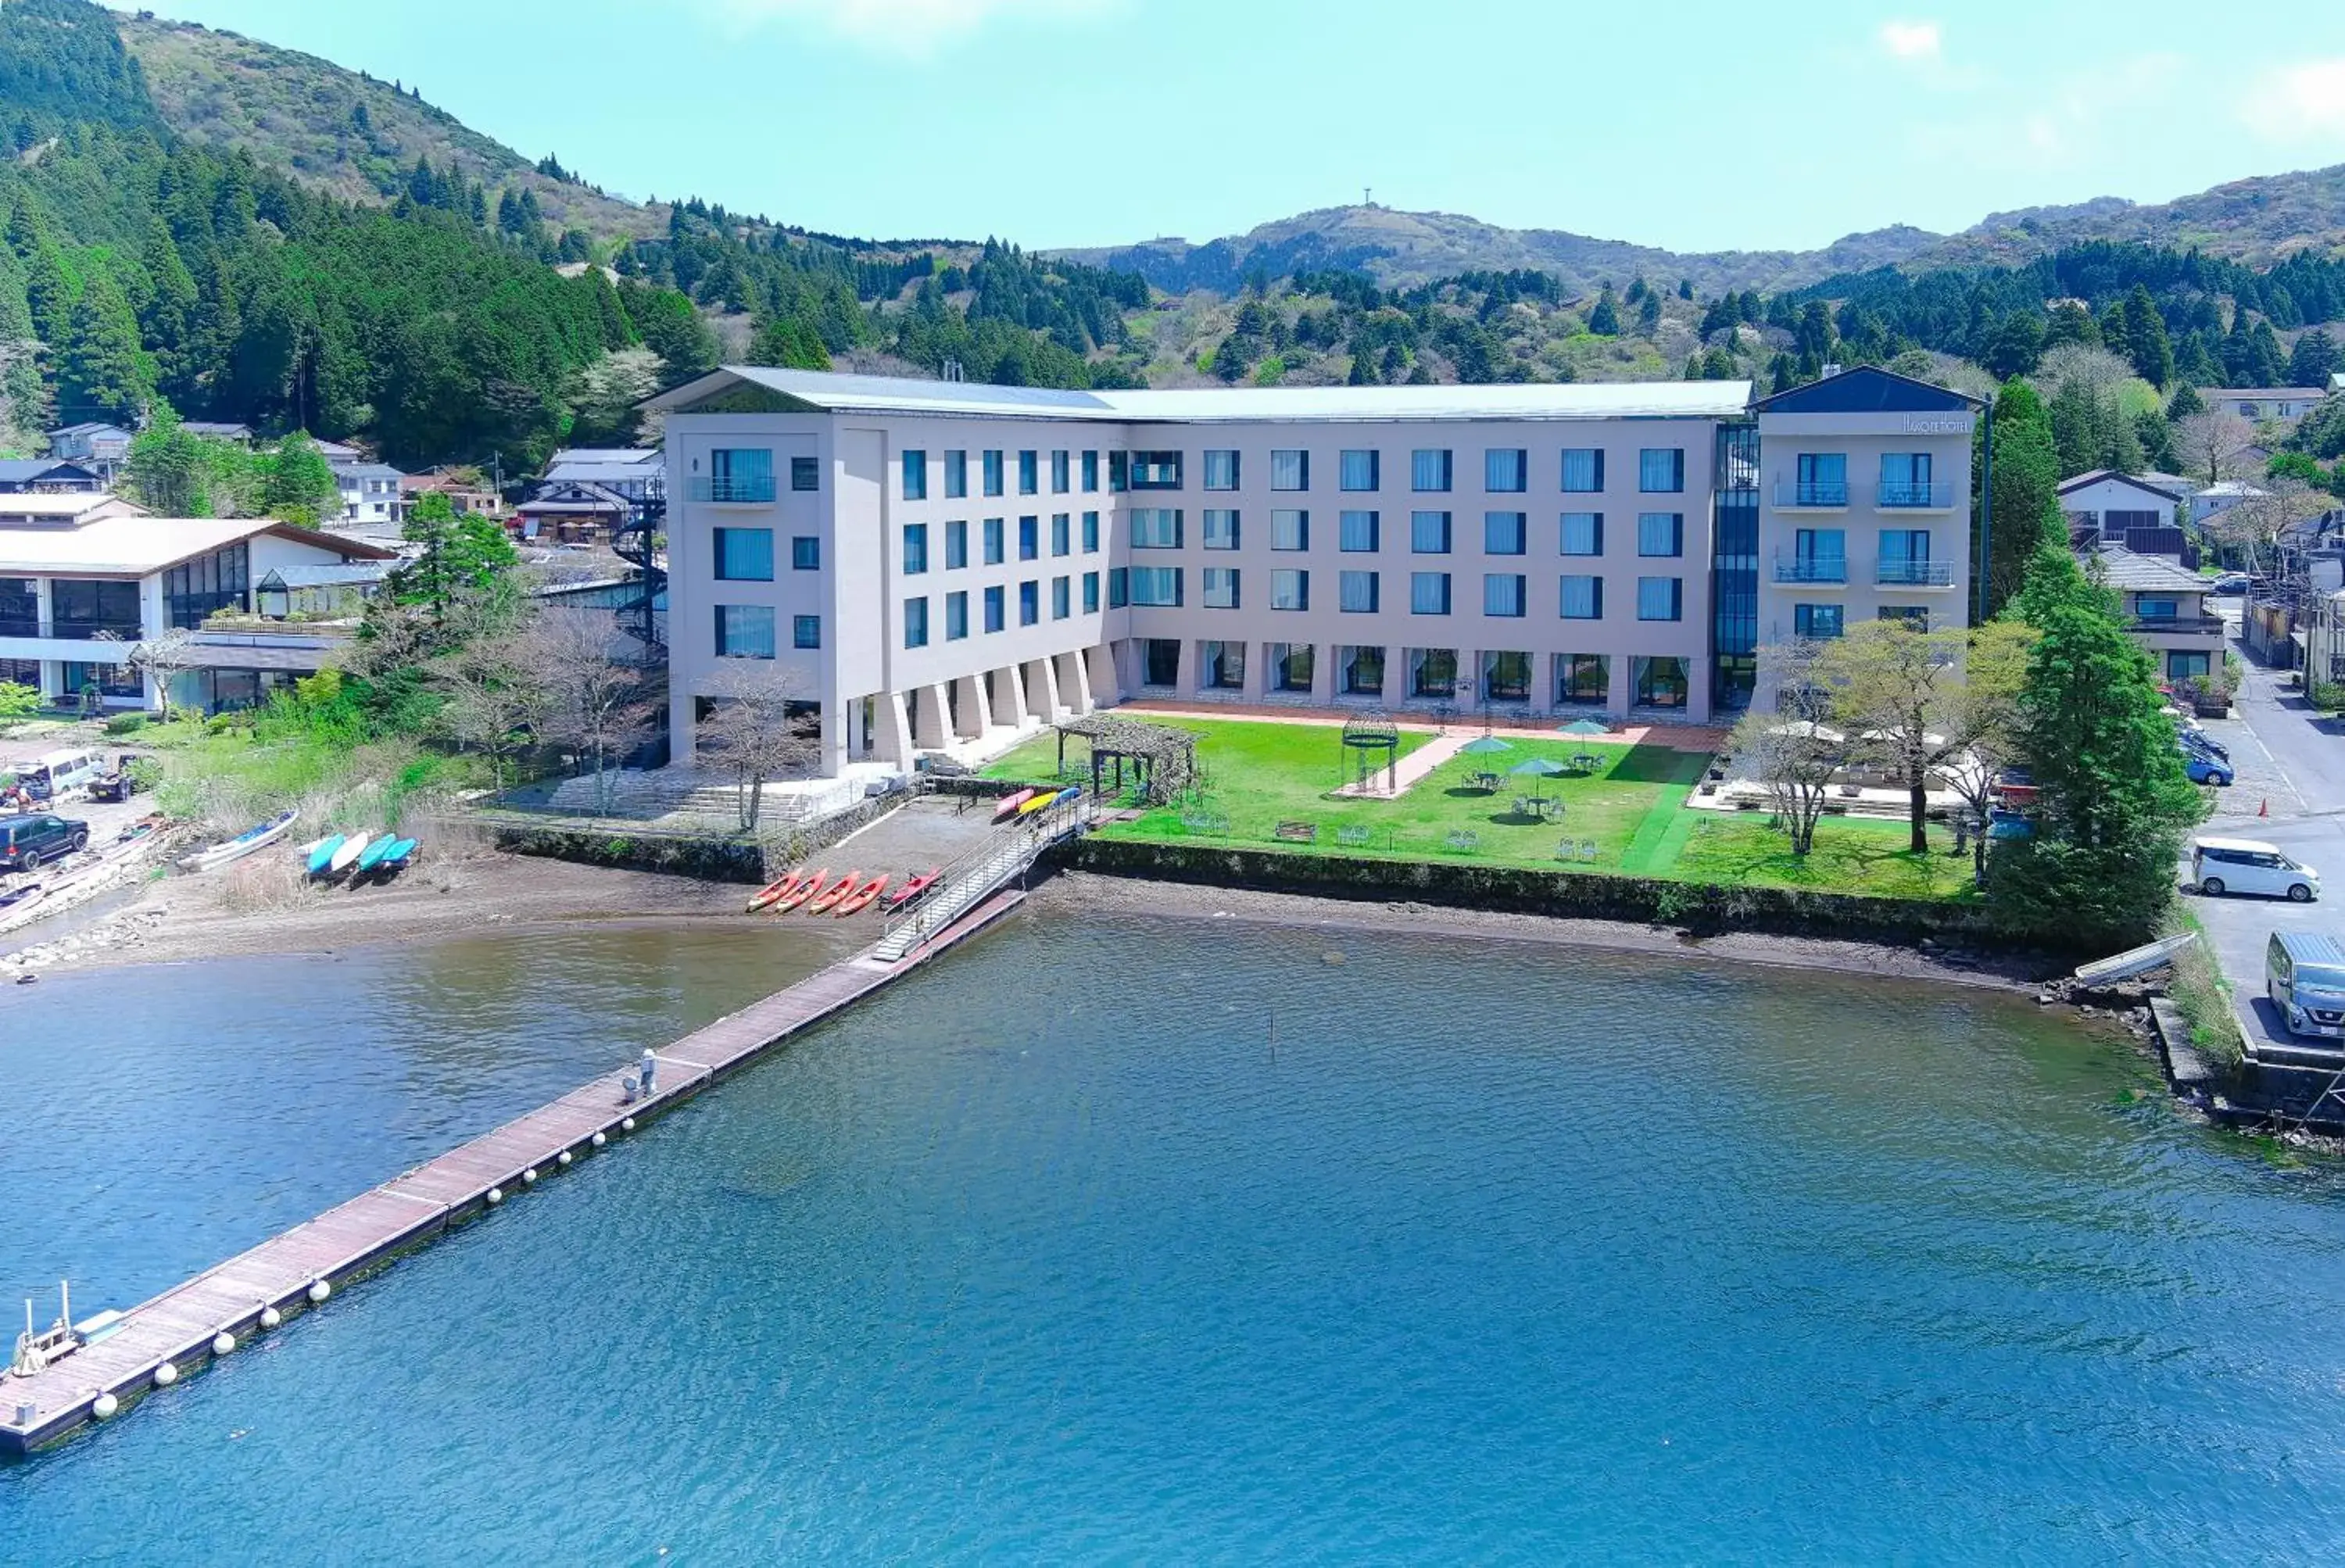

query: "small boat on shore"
left=832, top=873, right=890, bottom=917
left=991, top=789, right=1037, bottom=822
left=326, top=833, right=371, bottom=877
left=747, top=868, right=811, bottom=915
left=305, top=835, right=347, bottom=876
left=771, top=869, right=828, bottom=915
left=379, top=838, right=419, bottom=875
left=885, top=870, right=941, bottom=911
left=804, top=870, right=861, bottom=915
left=179, top=809, right=299, bottom=873
left=0, top=881, right=45, bottom=915
left=353, top=833, right=399, bottom=875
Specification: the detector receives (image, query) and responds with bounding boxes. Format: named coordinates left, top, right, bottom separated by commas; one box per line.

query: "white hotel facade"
left=650, top=365, right=1982, bottom=778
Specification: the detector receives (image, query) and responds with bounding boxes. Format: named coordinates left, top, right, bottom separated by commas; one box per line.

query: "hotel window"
left=714, top=528, right=774, bottom=581
left=1143, top=638, right=1181, bottom=686
left=1411, top=571, right=1452, bottom=615
left=1019, top=516, right=1039, bottom=561
left=1051, top=449, right=1070, bottom=494
left=903, top=597, right=929, bottom=649
left=1637, top=576, right=1683, bottom=621
left=945, top=519, right=968, bottom=569
left=983, top=449, right=1004, bottom=496
left=1411, top=510, right=1452, bottom=553
left=1130, top=451, right=1183, bottom=489
left=1202, top=641, right=1246, bottom=689
left=793, top=615, right=822, bottom=650
left=1341, top=449, right=1380, bottom=492
left=944, top=449, right=968, bottom=499
left=1130, top=566, right=1184, bottom=607
left=1130, top=508, right=1183, bottom=549
left=1557, top=653, right=1608, bottom=705
left=1638, top=448, right=1685, bottom=493
left=1109, top=451, right=1130, bottom=492
left=1637, top=512, right=1684, bottom=558
left=1878, top=607, right=1929, bottom=630
left=717, top=605, right=776, bottom=659
left=1634, top=656, right=1688, bottom=708
left=902, top=523, right=929, bottom=575
left=1484, top=511, right=1527, bottom=555
left=1484, top=449, right=1528, bottom=493
left=1795, top=453, right=1847, bottom=507
left=1051, top=513, right=1071, bottom=557
left=1269, top=643, right=1315, bottom=693
left=1270, top=449, right=1309, bottom=492
left=1560, top=575, right=1603, bottom=620
left=1483, top=650, right=1532, bottom=703
left=1271, top=569, right=1309, bottom=611
left=946, top=591, right=968, bottom=640
left=1412, top=449, right=1452, bottom=492
left=1203, top=567, right=1241, bottom=609
left=1560, top=512, right=1603, bottom=557
left=1341, top=645, right=1386, bottom=696
left=1562, top=449, right=1604, bottom=493
left=1409, top=647, right=1459, bottom=699
left=1340, top=570, right=1380, bottom=613
left=1083, top=510, right=1101, bottom=552
left=1340, top=510, right=1380, bottom=552
left=1879, top=528, right=1932, bottom=583
left=1019, top=580, right=1040, bottom=626
left=1082, top=450, right=1100, bottom=492
left=1108, top=568, right=1128, bottom=608
left=1202, top=449, right=1240, bottom=491
left=900, top=450, right=927, bottom=501
left=1019, top=450, right=1039, bottom=495
left=1794, top=603, right=1843, bottom=639
left=1271, top=510, right=1309, bottom=551
left=707, top=448, right=774, bottom=503
left=984, top=585, right=1006, bottom=632
left=792, top=535, right=821, bottom=570
left=791, top=456, right=820, bottom=492
left=1484, top=574, right=1527, bottom=618
left=983, top=517, right=1005, bottom=564
left=1083, top=571, right=1101, bottom=613
left=1203, top=509, right=1241, bottom=551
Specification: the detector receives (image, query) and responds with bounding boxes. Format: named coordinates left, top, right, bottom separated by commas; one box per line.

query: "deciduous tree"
left=1728, top=643, right=1842, bottom=857
left=1813, top=620, right=1968, bottom=854
left=696, top=662, right=821, bottom=832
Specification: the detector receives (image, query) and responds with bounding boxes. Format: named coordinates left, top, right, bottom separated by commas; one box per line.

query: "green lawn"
left=1667, top=814, right=1978, bottom=900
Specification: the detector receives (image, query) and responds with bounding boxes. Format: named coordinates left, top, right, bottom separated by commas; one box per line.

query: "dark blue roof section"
left=1752, top=365, right=1985, bottom=414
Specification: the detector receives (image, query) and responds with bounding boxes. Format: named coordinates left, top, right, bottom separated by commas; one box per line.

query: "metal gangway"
left=870, top=790, right=1095, bottom=965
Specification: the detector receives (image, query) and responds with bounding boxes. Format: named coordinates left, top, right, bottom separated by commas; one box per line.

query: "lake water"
left=5, top=910, right=2344, bottom=1563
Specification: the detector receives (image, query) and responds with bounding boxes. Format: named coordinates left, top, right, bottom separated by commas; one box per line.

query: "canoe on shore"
left=304, top=835, right=347, bottom=876
left=771, top=869, right=828, bottom=915
left=885, top=870, right=941, bottom=911
left=991, top=789, right=1037, bottom=822
left=832, top=873, right=890, bottom=918
left=179, top=809, right=299, bottom=873
left=804, top=871, right=861, bottom=915
left=747, top=869, right=810, bottom=914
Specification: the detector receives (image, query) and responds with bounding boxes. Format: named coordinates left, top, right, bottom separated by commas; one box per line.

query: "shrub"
left=105, top=712, right=149, bottom=736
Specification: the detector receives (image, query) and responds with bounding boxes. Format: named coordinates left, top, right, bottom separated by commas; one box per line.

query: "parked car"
left=2268, top=931, right=2345, bottom=1040
left=2193, top=836, right=2318, bottom=901
left=2182, top=749, right=2235, bottom=786
left=2179, top=725, right=2231, bottom=764
left=88, top=753, right=149, bottom=803
left=0, top=813, right=90, bottom=872
left=2211, top=571, right=2251, bottom=594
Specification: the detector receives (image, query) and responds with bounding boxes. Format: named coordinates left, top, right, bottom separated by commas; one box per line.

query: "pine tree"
left=55, top=270, right=150, bottom=426
left=2121, top=285, right=2173, bottom=386
left=264, top=431, right=340, bottom=525
left=1587, top=288, right=1620, bottom=335
left=2290, top=328, right=2338, bottom=389
left=1983, top=379, right=2063, bottom=616
left=23, top=244, right=70, bottom=345
left=1348, top=345, right=1379, bottom=385
left=1637, top=291, right=1663, bottom=335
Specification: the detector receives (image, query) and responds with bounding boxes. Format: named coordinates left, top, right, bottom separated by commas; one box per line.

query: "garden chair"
left=1555, top=838, right=1577, bottom=862
left=1445, top=829, right=1479, bottom=854
left=1580, top=840, right=1599, bottom=863
left=1337, top=825, right=1372, bottom=848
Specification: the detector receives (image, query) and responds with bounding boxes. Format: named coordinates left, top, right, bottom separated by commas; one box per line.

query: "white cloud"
left=704, top=0, right=1112, bottom=53
left=1878, top=20, right=1942, bottom=61
left=1911, top=53, right=2182, bottom=170
left=2238, top=59, right=2345, bottom=143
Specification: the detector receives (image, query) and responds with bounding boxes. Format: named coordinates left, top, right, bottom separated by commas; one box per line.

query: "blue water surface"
left=5, top=910, right=2344, bottom=1563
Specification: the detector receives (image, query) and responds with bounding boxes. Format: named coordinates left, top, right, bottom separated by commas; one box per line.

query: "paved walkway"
left=1330, top=734, right=1466, bottom=798
left=1115, top=699, right=1726, bottom=751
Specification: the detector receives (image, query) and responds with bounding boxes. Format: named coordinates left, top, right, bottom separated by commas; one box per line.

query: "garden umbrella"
left=1558, top=718, right=1609, bottom=737
left=1460, top=736, right=1514, bottom=756
left=1509, top=756, right=1568, bottom=811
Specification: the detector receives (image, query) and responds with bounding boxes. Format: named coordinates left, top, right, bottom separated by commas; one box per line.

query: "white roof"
left=0, top=493, right=145, bottom=521
left=2199, top=481, right=2270, bottom=498
left=649, top=366, right=1756, bottom=424
left=0, top=514, right=391, bottom=576
left=548, top=447, right=660, bottom=467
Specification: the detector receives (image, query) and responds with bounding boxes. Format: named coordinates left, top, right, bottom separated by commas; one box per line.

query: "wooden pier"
left=1, top=887, right=1029, bottom=1457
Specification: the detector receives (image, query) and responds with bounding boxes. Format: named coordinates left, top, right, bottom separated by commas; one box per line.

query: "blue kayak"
left=354, top=832, right=400, bottom=873
left=381, top=838, right=419, bottom=872
left=305, top=835, right=346, bottom=876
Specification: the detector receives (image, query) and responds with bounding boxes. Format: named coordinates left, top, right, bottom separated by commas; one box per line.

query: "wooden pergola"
left=1053, top=716, right=1200, bottom=805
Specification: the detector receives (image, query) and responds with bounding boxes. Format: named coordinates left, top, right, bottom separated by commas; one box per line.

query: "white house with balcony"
left=0, top=503, right=395, bottom=712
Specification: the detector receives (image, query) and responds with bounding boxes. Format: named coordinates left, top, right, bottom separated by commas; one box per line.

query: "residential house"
left=2193, top=480, right=2270, bottom=526
left=2197, top=388, right=2329, bottom=427
left=310, top=439, right=361, bottom=463
left=2089, top=545, right=2227, bottom=687
left=180, top=421, right=255, bottom=446
left=539, top=448, right=663, bottom=519
left=0, top=494, right=150, bottom=526
left=401, top=467, right=505, bottom=520
left=513, top=481, right=631, bottom=546
left=330, top=461, right=409, bottom=529
left=0, top=508, right=395, bottom=713
left=0, top=460, right=104, bottom=494
left=45, top=424, right=133, bottom=478
left=2058, top=470, right=2191, bottom=560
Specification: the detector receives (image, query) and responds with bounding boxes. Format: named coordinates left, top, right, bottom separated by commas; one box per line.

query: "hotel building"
left=650, top=365, right=1982, bottom=777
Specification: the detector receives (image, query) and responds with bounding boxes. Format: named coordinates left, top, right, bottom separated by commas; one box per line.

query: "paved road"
left=2177, top=595, right=2345, bottom=1058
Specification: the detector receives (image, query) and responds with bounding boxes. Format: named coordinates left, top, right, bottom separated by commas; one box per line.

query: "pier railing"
left=872, top=792, right=1094, bottom=964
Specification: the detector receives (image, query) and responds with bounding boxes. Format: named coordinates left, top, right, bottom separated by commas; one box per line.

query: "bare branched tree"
left=125, top=627, right=204, bottom=721
left=2204, top=474, right=2325, bottom=580
left=521, top=610, right=658, bottom=813
left=695, top=662, right=823, bottom=832
left=1923, top=620, right=2036, bottom=886
left=1731, top=643, right=1845, bottom=857
left=435, top=615, right=552, bottom=792
left=2173, top=410, right=2254, bottom=486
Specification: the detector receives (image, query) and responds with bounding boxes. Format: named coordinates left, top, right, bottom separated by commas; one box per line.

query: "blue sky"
left=145, top=0, right=2345, bottom=255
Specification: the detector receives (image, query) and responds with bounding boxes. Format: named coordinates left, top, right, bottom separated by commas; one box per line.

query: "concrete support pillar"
left=1610, top=657, right=1634, bottom=718
left=880, top=692, right=915, bottom=764
left=1065, top=649, right=1096, bottom=714
left=818, top=696, right=848, bottom=778
left=951, top=674, right=986, bottom=739
left=991, top=663, right=1029, bottom=729
left=1087, top=643, right=1118, bottom=709
left=915, top=683, right=951, bottom=750
left=1031, top=657, right=1063, bottom=722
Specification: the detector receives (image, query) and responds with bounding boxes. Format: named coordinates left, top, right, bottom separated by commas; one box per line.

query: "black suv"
left=0, top=814, right=90, bottom=872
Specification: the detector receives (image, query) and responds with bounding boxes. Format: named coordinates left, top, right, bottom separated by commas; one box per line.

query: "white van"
left=2193, top=836, right=2320, bottom=902
left=16, top=749, right=106, bottom=803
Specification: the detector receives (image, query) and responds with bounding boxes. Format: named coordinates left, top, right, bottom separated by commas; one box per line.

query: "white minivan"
left=2193, top=836, right=2320, bottom=902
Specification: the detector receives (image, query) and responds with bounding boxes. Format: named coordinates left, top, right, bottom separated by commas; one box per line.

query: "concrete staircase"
left=871, top=795, right=1093, bottom=965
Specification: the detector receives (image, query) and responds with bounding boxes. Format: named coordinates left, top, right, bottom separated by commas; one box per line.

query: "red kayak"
left=832, top=873, right=890, bottom=918
left=991, top=789, right=1037, bottom=822
left=884, top=869, right=941, bottom=911
left=746, top=868, right=812, bottom=914
left=771, top=868, right=829, bottom=914
left=804, top=870, right=861, bottom=915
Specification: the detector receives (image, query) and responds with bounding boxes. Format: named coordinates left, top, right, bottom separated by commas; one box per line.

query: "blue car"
left=2182, top=750, right=2235, bottom=786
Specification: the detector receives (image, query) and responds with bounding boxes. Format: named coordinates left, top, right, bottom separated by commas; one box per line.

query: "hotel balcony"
left=0, top=618, right=146, bottom=642
left=1772, top=481, right=1849, bottom=510
left=1771, top=481, right=1960, bottom=513
left=1875, top=560, right=1956, bottom=588
left=687, top=475, right=778, bottom=504
left=1773, top=554, right=1848, bottom=585
left=1877, top=481, right=1958, bottom=511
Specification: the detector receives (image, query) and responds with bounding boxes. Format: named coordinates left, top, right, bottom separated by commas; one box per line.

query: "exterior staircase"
left=870, top=793, right=1094, bottom=965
